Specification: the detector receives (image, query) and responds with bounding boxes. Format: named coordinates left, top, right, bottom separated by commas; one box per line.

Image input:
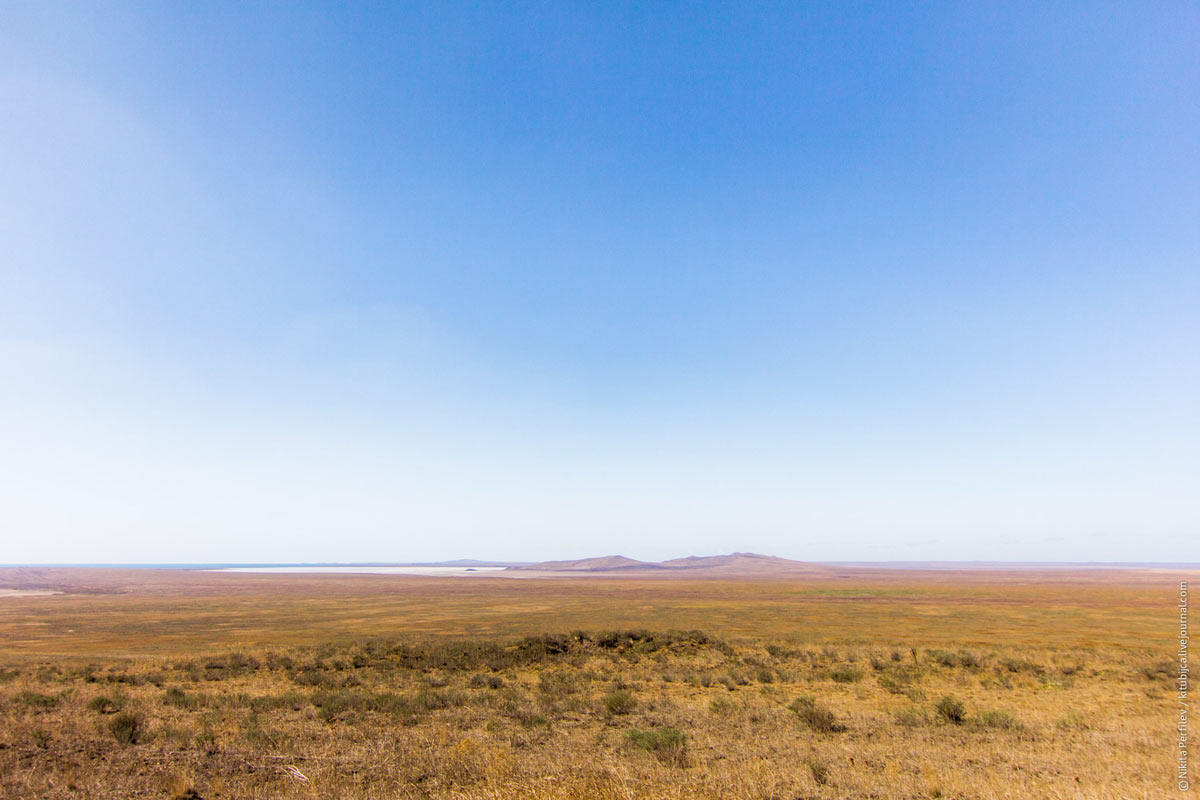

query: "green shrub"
left=626, top=727, right=687, bottom=765
left=17, top=692, right=59, bottom=710
left=1001, top=658, right=1044, bottom=675
left=1139, top=660, right=1175, bottom=683
left=311, top=688, right=466, bottom=723
left=974, top=709, right=1020, bottom=730
left=829, top=667, right=863, bottom=683
left=933, top=650, right=957, bottom=668
left=878, top=667, right=921, bottom=695
left=789, top=695, right=841, bottom=733
left=108, top=712, right=144, bottom=745
left=291, top=669, right=335, bottom=688
left=935, top=695, right=966, bottom=724
left=807, top=757, right=831, bottom=786
left=413, top=689, right=467, bottom=711
left=470, top=674, right=505, bottom=689
left=248, top=692, right=306, bottom=712
left=515, top=710, right=550, bottom=728
left=312, top=689, right=359, bottom=722
left=162, top=687, right=206, bottom=710
left=88, top=694, right=124, bottom=714
left=104, top=671, right=143, bottom=686
left=708, top=697, right=737, bottom=716
left=603, top=690, right=637, bottom=715
left=956, top=650, right=983, bottom=669
left=195, top=725, right=217, bottom=751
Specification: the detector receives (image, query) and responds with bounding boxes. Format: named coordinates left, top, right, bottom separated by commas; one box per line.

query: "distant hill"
left=509, top=555, right=664, bottom=572
left=510, top=552, right=819, bottom=575
left=660, top=552, right=802, bottom=570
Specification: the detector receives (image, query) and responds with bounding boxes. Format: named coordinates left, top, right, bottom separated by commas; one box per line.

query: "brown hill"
left=659, top=552, right=804, bottom=570
left=508, top=555, right=663, bottom=572
left=511, top=552, right=820, bottom=575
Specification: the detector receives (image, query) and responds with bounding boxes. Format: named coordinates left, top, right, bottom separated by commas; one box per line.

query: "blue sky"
left=2, top=2, right=1197, bottom=563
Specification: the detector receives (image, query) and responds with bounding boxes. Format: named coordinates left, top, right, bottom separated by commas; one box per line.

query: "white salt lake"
left=207, top=566, right=510, bottom=576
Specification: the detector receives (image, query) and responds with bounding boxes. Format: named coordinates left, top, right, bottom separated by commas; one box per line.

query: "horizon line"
left=4, top=560, right=1199, bottom=569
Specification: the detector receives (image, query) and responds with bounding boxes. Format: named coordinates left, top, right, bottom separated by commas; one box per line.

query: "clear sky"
left=2, top=2, right=1197, bottom=564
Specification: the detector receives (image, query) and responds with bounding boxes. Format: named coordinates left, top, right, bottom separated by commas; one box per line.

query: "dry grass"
left=0, top=567, right=1191, bottom=798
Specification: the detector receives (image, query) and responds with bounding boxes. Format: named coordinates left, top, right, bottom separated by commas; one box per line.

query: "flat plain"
left=0, top=566, right=1189, bottom=799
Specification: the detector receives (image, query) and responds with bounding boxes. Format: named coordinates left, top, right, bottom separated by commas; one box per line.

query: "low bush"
left=603, top=690, right=637, bottom=715
left=807, top=757, right=831, bottom=786
left=1000, top=658, right=1045, bottom=675
left=514, top=709, right=550, bottom=728
left=935, top=695, right=966, bottom=724
left=829, top=667, right=863, bottom=683
left=88, top=694, right=124, bottom=714
left=163, top=687, right=207, bottom=710
left=789, top=695, right=841, bottom=733
left=105, top=671, right=143, bottom=686
left=17, top=691, right=59, bottom=710
left=878, top=667, right=921, bottom=695
left=312, top=688, right=468, bottom=723
left=291, top=669, right=336, bottom=688
left=627, top=727, right=687, bottom=765
left=248, top=692, right=306, bottom=712
left=109, top=712, right=144, bottom=745
left=973, top=709, right=1021, bottom=730
left=1139, top=660, right=1175, bottom=682
left=470, top=673, right=505, bottom=689
left=956, top=651, right=983, bottom=669
left=708, top=696, right=737, bottom=716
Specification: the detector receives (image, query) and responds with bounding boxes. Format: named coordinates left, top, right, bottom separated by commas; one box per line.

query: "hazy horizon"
left=6, top=556, right=1200, bottom=569
left=3, top=3, right=1197, bottom=564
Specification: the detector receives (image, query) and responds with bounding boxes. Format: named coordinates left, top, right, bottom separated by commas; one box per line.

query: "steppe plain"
left=0, top=562, right=1190, bottom=799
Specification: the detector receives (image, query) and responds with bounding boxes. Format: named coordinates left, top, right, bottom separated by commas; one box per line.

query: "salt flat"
left=209, top=566, right=509, bottom=576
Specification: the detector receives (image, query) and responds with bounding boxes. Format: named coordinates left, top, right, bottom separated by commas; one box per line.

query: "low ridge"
left=660, top=552, right=800, bottom=569
left=509, top=555, right=662, bottom=572
left=510, top=552, right=816, bottom=574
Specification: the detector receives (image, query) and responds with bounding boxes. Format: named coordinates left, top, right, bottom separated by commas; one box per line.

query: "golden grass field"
left=0, top=566, right=1191, bottom=799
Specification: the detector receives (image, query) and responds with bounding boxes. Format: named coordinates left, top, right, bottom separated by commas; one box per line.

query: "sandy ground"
left=0, top=589, right=62, bottom=597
